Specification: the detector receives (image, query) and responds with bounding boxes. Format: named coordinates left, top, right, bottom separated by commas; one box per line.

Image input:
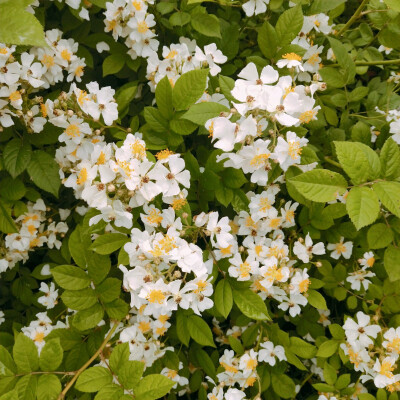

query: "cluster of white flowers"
left=341, top=312, right=400, bottom=391
left=51, top=88, right=191, bottom=228
left=206, top=342, right=286, bottom=399
left=194, top=187, right=319, bottom=318
left=205, top=60, right=324, bottom=182
left=104, top=0, right=158, bottom=60
left=21, top=311, right=67, bottom=353
left=346, top=251, right=376, bottom=291
left=0, top=199, right=69, bottom=273
left=120, top=210, right=214, bottom=317
left=146, top=38, right=227, bottom=91
left=0, top=30, right=85, bottom=132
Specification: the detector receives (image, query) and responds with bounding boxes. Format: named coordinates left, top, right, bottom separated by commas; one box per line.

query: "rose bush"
left=1, top=0, right=400, bottom=399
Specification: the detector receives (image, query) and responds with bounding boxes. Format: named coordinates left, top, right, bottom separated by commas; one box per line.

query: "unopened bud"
left=182, top=212, right=188, bottom=219
left=47, top=218, right=53, bottom=223
left=127, top=127, right=132, bottom=133
left=239, top=246, right=245, bottom=253
left=173, top=270, right=182, bottom=279
left=95, top=129, right=101, bottom=135
left=107, top=184, right=116, bottom=193
left=67, top=109, right=74, bottom=117
left=315, top=261, right=322, bottom=267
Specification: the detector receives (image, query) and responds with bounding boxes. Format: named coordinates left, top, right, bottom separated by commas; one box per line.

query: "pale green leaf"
left=89, top=233, right=129, bottom=255
left=134, top=374, right=175, bottom=400
left=233, top=288, right=270, bottom=321
left=39, top=339, right=63, bottom=371
left=73, top=304, right=104, bottom=331
left=52, top=265, right=91, bottom=290
left=75, top=366, right=112, bottom=393
left=187, top=315, right=215, bottom=347
left=172, top=69, right=209, bottom=111
left=13, top=334, right=39, bottom=373
left=289, top=169, right=347, bottom=203
left=346, top=187, right=380, bottom=230
left=373, top=181, right=400, bottom=218
left=181, top=102, right=229, bottom=125
left=214, top=279, right=233, bottom=318
left=36, top=374, right=61, bottom=400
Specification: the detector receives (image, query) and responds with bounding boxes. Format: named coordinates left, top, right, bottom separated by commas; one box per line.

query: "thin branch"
left=336, top=0, right=370, bottom=36
left=57, top=322, right=120, bottom=400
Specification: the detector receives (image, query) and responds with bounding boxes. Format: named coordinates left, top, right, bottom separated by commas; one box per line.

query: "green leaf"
left=384, top=245, right=400, bottom=282
left=327, top=37, right=355, bottom=84
left=182, top=102, right=229, bottom=125
left=0, top=4, right=46, bottom=46
left=16, top=374, right=37, bottom=400
left=307, top=289, right=328, bottom=310
left=61, top=288, right=97, bottom=310
left=90, top=233, right=129, bottom=255
left=103, top=54, right=125, bottom=77
left=334, top=141, right=380, bottom=184
left=104, top=298, right=129, bottom=319
left=0, top=201, right=18, bottom=233
left=73, top=304, right=104, bottom=331
left=228, top=336, right=244, bottom=356
left=319, top=67, right=347, bottom=88
left=0, top=389, right=19, bottom=400
left=324, top=361, right=337, bottom=385
left=169, top=117, right=197, bottom=135
left=215, top=186, right=233, bottom=207
left=380, top=138, right=400, bottom=179
left=218, top=75, right=235, bottom=102
left=214, top=279, right=233, bottom=318
left=271, top=374, right=296, bottom=399
left=109, top=343, right=130, bottom=372
left=258, top=21, right=278, bottom=59
left=115, top=81, right=137, bottom=113
left=69, top=225, right=90, bottom=268
left=328, top=324, right=345, bottom=340
left=368, top=223, right=394, bottom=249
left=384, top=0, right=400, bottom=11
left=289, top=169, right=347, bottom=203
left=335, top=374, right=351, bottom=390
left=27, top=151, right=60, bottom=197
left=233, top=288, right=270, bottom=320
left=94, top=384, right=124, bottom=400
left=176, top=311, right=190, bottom=346
left=96, top=278, right=121, bottom=303
left=52, top=265, right=91, bottom=290
left=373, top=181, right=400, bottom=218
left=75, top=366, right=113, bottom=393
left=191, top=13, right=221, bottom=38
left=275, top=6, right=303, bottom=46
left=144, top=107, right=169, bottom=133
left=0, top=177, right=25, bottom=201
left=317, top=340, right=339, bottom=358
left=37, top=374, right=61, bottom=400
left=3, top=139, right=32, bottom=178
left=220, top=168, right=247, bottom=189
left=346, top=187, right=380, bottom=230
left=289, top=337, right=317, bottom=359
left=172, top=69, right=209, bottom=111
left=134, top=374, right=175, bottom=400
left=169, top=11, right=190, bottom=26
left=155, top=76, right=173, bottom=120
left=187, top=315, right=216, bottom=347
left=196, top=348, right=216, bottom=380
left=0, top=346, right=17, bottom=376
left=118, top=361, right=145, bottom=389
left=39, top=339, right=63, bottom=371
left=13, top=334, right=39, bottom=373
left=308, top=0, right=346, bottom=14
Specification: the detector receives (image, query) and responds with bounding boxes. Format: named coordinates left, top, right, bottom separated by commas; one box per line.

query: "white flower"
left=293, top=234, right=325, bottom=263
left=373, top=357, right=398, bottom=388
left=274, top=131, right=308, bottom=171
left=96, top=41, right=110, bottom=53
left=343, top=312, right=381, bottom=347
left=258, top=341, right=286, bottom=365
left=277, top=53, right=304, bottom=71
left=242, top=0, right=270, bottom=16
left=38, top=282, right=58, bottom=309
left=0, top=310, right=4, bottom=325
left=346, top=269, right=375, bottom=291
left=194, top=43, right=227, bottom=76
left=327, top=237, right=353, bottom=259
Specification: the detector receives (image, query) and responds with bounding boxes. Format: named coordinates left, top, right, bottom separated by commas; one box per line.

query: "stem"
left=57, top=322, right=119, bottom=400
left=324, top=156, right=342, bottom=169
left=336, top=0, right=369, bottom=36
left=15, top=371, right=75, bottom=377
left=329, top=59, right=400, bottom=67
